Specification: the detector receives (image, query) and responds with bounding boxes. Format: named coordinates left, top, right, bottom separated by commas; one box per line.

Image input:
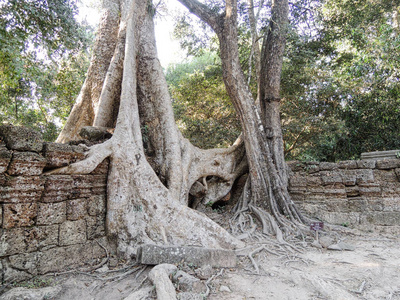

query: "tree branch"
left=177, top=0, right=221, bottom=31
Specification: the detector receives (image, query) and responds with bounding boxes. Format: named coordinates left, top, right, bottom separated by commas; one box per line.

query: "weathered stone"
left=41, top=175, right=74, bottom=202
left=8, top=252, right=39, bottom=275
left=355, top=169, right=375, bottom=184
left=0, top=125, right=43, bottom=152
left=289, top=175, right=307, bottom=187
left=0, top=205, right=2, bottom=227
left=321, top=171, right=342, bottom=185
left=43, top=142, right=85, bottom=168
left=363, top=212, right=400, bottom=226
left=67, top=199, right=87, bottom=220
left=0, top=226, right=58, bottom=256
left=323, top=187, right=347, bottom=199
left=357, top=160, right=376, bottom=169
left=361, top=150, right=400, bottom=160
left=376, top=159, right=400, bottom=170
left=318, top=236, right=336, bottom=248
left=395, top=168, right=400, bottom=181
left=86, top=215, right=105, bottom=239
left=2, top=259, right=31, bottom=283
left=0, top=175, right=44, bottom=203
left=0, top=286, right=62, bottom=300
left=319, top=162, right=338, bottom=171
left=59, top=220, right=86, bottom=246
left=347, top=198, right=368, bottom=212
left=338, top=160, right=358, bottom=169
left=0, top=144, right=12, bottom=173
left=345, top=186, right=360, bottom=197
left=87, top=194, right=106, bottom=216
left=37, top=202, right=66, bottom=225
left=80, top=126, right=113, bottom=141
left=7, top=152, right=46, bottom=176
left=3, top=203, right=37, bottom=228
left=306, top=176, right=323, bottom=187
left=137, top=245, right=237, bottom=268
left=359, top=186, right=381, bottom=197
left=374, top=169, right=398, bottom=182
left=172, top=270, right=205, bottom=293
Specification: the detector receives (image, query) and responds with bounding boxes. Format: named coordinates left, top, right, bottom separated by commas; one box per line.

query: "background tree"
left=0, top=0, right=92, bottom=140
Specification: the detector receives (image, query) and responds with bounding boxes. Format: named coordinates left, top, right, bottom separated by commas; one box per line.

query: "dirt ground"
left=2, top=228, right=399, bottom=300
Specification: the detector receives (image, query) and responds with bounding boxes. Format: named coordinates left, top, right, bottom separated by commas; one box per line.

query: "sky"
left=78, top=0, right=186, bottom=68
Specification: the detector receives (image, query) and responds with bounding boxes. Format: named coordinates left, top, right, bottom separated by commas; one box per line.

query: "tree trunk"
left=54, top=0, right=307, bottom=257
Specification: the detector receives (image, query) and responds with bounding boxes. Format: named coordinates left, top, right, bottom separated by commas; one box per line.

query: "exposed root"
left=45, top=141, right=113, bottom=175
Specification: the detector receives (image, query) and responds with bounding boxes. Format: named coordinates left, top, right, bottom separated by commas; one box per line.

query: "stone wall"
left=0, top=125, right=399, bottom=284
left=288, top=159, right=400, bottom=233
left=0, top=125, right=109, bottom=284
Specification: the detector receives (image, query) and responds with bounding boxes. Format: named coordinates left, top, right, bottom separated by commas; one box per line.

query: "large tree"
left=53, top=0, right=307, bottom=257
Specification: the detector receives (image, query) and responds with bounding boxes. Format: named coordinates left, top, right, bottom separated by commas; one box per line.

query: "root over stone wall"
left=0, top=125, right=109, bottom=284
left=0, top=125, right=399, bottom=284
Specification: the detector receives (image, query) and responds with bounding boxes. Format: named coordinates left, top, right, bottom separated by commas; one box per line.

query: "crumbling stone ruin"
left=0, top=125, right=399, bottom=284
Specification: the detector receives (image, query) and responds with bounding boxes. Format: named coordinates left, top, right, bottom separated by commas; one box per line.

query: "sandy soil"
left=2, top=229, right=399, bottom=300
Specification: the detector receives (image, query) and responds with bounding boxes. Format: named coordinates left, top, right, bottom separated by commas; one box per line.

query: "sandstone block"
left=2, top=259, right=31, bottom=283
left=37, top=202, right=66, bottom=225
left=87, top=194, right=106, bottom=216
left=289, top=175, right=307, bottom=187
left=0, top=225, right=58, bottom=256
left=357, top=160, right=376, bottom=169
left=355, top=169, right=375, bottom=184
left=41, top=175, right=74, bottom=202
left=321, top=171, right=342, bottom=185
left=37, top=241, right=107, bottom=274
left=86, top=215, right=105, bottom=240
left=0, top=175, right=44, bottom=203
left=0, top=125, right=43, bottom=152
left=137, top=245, right=237, bottom=268
left=8, top=252, right=39, bottom=275
left=373, top=169, right=398, bottom=182
left=376, top=159, right=400, bottom=170
left=7, top=152, right=46, bottom=176
left=319, top=162, right=338, bottom=171
left=345, top=186, right=360, bottom=197
left=59, top=220, right=86, bottom=246
left=67, top=199, right=87, bottom=220
left=0, top=144, right=11, bottom=173
left=359, top=186, right=381, bottom=197
left=3, top=203, right=37, bottom=228
left=363, top=212, right=400, bottom=226
left=338, top=160, right=358, bottom=169
left=43, top=142, right=85, bottom=168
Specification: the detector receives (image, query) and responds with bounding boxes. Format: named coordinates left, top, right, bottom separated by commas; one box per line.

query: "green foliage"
left=166, top=53, right=241, bottom=149
left=0, top=0, right=93, bottom=141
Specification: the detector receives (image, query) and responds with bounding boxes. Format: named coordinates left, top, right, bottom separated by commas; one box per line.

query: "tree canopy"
left=0, top=0, right=93, bottom=140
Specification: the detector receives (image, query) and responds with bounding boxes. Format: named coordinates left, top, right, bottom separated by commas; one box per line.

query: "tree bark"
left=54, top=0, right=307, bottom=257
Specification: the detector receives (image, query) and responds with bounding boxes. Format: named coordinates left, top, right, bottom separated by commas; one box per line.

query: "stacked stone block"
left=0, top=125, right=109, bottom=284
left=288, top=159, right=400, bottom=232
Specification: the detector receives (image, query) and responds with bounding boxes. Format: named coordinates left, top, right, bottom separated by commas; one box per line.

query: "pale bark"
left=56, top=0, right=120, bottom=142
left=55, top=0, right=307, bottom=258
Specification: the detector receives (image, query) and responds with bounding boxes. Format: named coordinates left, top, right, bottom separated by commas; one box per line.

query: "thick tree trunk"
left=54, top=0, right=307, bottom=257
